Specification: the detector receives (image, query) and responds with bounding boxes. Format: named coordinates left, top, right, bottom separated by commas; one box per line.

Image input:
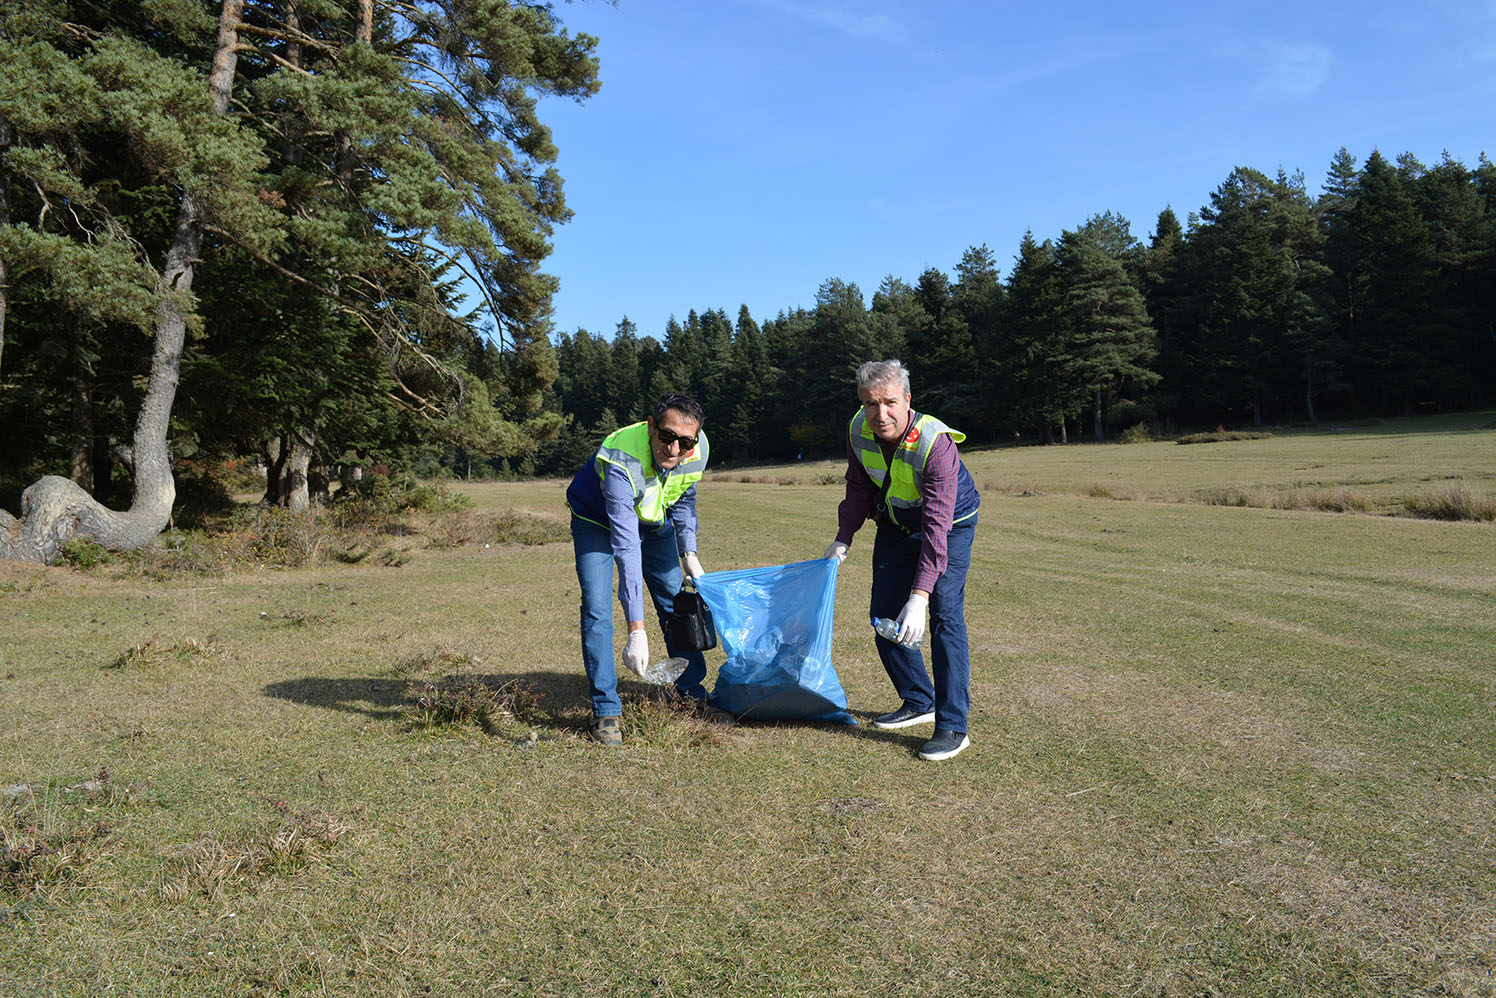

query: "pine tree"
left=1004, top=231, right=1074, bottom=441
left=1056, top=227, right=1159, bottom=441
left=1, top=0, right=600, bottom=558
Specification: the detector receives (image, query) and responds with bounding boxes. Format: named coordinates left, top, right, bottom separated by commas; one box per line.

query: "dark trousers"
left=870, top=514, right=977, bottom=733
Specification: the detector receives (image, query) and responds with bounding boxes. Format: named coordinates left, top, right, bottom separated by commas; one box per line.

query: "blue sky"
left=532, top=0, right=1496, bottom=340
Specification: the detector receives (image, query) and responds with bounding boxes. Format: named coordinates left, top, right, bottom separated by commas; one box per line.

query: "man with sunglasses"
left=823, top=360, right=980, bottom=762
left=566, top=393, right=712, bottom=745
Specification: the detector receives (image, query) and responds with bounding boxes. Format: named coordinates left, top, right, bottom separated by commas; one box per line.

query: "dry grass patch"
left=1196, top=486, right=1377, bottom=513
left=423, top=508, right=569, bottom=549
left=1177, top=429, right=1274, bottom=444
left=404, top=675, right=546, bottom=734
left=159, top=809, right=353, bottom=903
left=618, top=687, right=734, bottom=750
left=1199, top=486, right=1274, bottom=508
left=1403, top=482, right=1496, bottom=522
left=2, top=773, right=124, bottom=915
left=105, top=633, right=229, bottom=669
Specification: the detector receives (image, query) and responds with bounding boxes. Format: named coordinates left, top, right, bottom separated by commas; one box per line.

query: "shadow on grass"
left=262, top=670, right=589, bottom=731
left=262, top=672, right=925, bottom=751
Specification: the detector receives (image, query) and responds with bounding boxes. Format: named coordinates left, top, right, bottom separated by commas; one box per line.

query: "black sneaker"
left=588, top=716, right=622, bottom=747
left=918, top=730, right=970, bottom=761
left=872, top=704, right=936, bottom=730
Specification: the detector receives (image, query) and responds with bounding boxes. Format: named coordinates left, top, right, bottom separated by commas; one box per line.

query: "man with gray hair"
left=824, top=359, right=980, bottom=760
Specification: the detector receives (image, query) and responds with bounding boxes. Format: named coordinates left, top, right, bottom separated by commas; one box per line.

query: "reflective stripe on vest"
left=847, top=409, right=965, bottom=510
left=594, top=421, right=708, bottom=524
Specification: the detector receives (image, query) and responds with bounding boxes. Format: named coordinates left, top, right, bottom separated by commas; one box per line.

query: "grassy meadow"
left=3, top=413, right=1495, bottom=996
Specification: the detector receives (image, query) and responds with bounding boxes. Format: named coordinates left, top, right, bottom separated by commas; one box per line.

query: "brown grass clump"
left=404, top=676, right=546, bottom=734
left=1286, top=487, right=1375, bottom=513
left=106, top=634, right=228, bottom=669
left=1200, top=487, right=1271, bottom=508
left=620, top=688, right=732, bottom=750
left=2, top=772, right=122, bottom=907
left=1403, top=483, right=1496, bottom=522
left=159, top=810, right=353, bottom=903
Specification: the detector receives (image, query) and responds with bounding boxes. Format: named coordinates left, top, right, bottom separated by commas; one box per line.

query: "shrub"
left=333, top=472, right=470, bottom=521
left=1118, top=423, right=1154, bottom=444
left=1177, top=430, right=1273, bottom=445
left=57, top=537, right=116, bottom=570
left=225, top=506, right=335, bottom=568
left=123, top=529, right=226, bottom=578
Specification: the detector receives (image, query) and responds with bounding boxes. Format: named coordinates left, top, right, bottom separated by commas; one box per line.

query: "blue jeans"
left=870, top=514, right=977, bottom=734
left=571, top=515, right=708, bottom=717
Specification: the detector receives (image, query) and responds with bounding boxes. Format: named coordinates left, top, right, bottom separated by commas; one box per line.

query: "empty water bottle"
left=643, top=656, right=688, bottom=685
left=872, top=616, right=923, bottom=649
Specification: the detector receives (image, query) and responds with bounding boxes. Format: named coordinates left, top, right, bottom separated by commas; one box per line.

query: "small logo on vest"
left=903, top=425, right=921, bottom=446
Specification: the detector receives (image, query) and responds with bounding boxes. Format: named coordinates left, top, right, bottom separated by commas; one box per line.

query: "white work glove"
left=622, top=629, right=649, bottom=678
left=895, top=592, right=929, bottom=648
left=824, top=541, right=848, bottom=564
left=683, top=551, right=704, bottom=580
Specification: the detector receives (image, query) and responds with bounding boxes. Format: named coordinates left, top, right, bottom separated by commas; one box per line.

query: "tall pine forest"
left=2, top=2, right=1494, bottom=516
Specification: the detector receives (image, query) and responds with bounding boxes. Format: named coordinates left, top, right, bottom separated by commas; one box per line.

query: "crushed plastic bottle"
left=872, top=616, right=923, bottom=650
left=643, top=656, right=688, bottom=685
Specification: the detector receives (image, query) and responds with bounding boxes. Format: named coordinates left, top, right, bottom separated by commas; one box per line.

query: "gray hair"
left=856, top=359, right=911, bottom=396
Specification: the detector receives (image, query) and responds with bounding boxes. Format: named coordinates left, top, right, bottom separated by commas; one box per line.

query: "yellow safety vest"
left=848, top=409, right=965, bottom=515
left=594, top=422, right=709, bottom=525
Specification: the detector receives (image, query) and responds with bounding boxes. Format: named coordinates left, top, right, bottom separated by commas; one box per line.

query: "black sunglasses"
left=655, top=426, right=698, bottom=451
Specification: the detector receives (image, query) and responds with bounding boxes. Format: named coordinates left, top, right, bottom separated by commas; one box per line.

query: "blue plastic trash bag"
left=694, top=558, right=856, bottom=725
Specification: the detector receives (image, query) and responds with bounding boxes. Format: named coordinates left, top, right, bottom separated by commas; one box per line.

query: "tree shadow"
left=263, top=671, right=921, bottom=749
left=262, top=669, right=591, bottom=731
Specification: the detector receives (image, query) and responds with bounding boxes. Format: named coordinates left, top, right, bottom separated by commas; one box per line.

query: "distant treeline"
left=528, top=148, right=1495, bottom=475
left=4, top=137, right=1492, bottom=502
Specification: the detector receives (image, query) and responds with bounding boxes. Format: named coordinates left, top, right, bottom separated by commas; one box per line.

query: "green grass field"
left=4, top=413, right=1495, bottom=996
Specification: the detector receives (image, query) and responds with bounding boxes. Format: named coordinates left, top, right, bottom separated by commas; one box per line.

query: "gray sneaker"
left=589, top=716, right=622, bottom=746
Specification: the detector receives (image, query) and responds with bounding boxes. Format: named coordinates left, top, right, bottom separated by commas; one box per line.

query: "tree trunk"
left=263, top=430, right=314, bottom=511
left=282, top=430, right=313, bottom=512
left=0, top=114, right=10, bottom=380
left=0, top=0, right=244, bottom=563
left=263, top=436, right=286, bottom=505
left=1093, top=388, right=1104, bottom=442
